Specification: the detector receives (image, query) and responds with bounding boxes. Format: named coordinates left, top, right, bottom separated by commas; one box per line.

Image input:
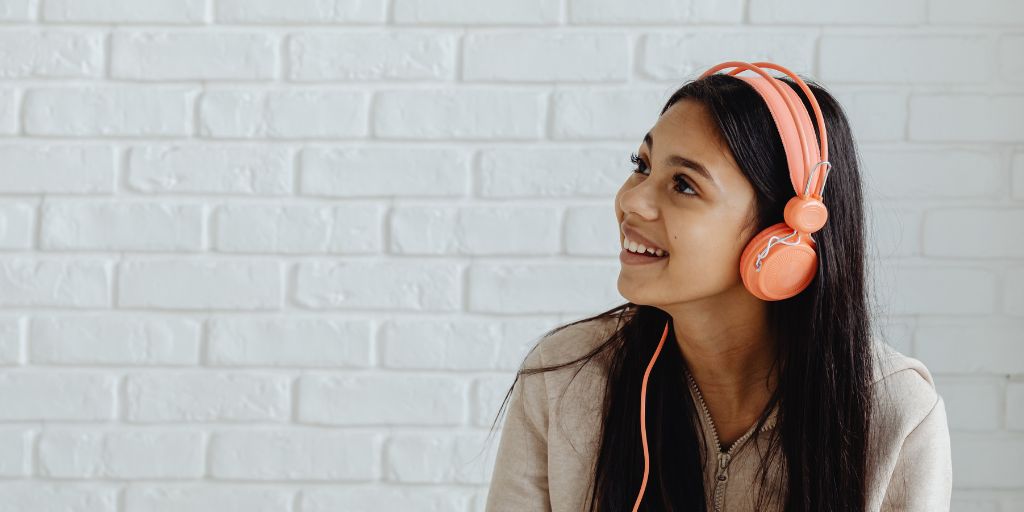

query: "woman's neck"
left=665, top=287, right=778, bottom=420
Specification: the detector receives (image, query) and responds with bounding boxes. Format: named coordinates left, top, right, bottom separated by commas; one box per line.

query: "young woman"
left=483, top=63, right=953, bottom=511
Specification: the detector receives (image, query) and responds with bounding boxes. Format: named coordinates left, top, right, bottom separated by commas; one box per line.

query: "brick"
left=208, top=429, right=379, bottom=480
left=125, top=485, right=293, bottom=512
left=929, top=0, right=1024, bottom=24
left=390, top=204, right=559, bottom=255
left=1014, top=152, right=1024, bottom=200
left=0, top=88, right=15, bottom=134
left=199, top=90, right=369, bottom=139
left=0, top=30, right=103, bottom=78
left=910, top=94, right=1024, bottom=143
left=923, top=208, right=1024, bottom=258
left=551, top=88, right=668, bottom=139
left=467, top=262, right=620, bottom=314
left=301, top=487, right=474, bottom=512
left=0, top=316, right=22, bottom=366
left=1000, top=35, right=1024, bottom=83
left=40, top=200, right=205, bottom=251
left=214, top=203, right=328, bottom=253
left=38, top=429, right=204, bottom=478
left=464, top=32, right=629, bottom=82
left=0, top=201, right=35, bottom=249
left=749, top=0, right=925, bottom=24
left=118, top=260, right=282, bottom=310
left=293, top=261, right=460, bottom=310
left=0, top=0, right=35, bottom=21
left=0, top=482, right=117, bottom=511
left=875, top=317, right=914, bottom=356
left=374, top=89, right=545, bottom=139
left=24, top=86, right=195, bottom=137
left=915, top=320, right=1024, bottom=374
left=379, top=317, right=550, bottom=371
left=821, top=34, right=992, bottom=84
left=641, top=32, right=814, bottom=81
left=288, top=32, right=456, bottom=81
left=384, top=432, right=493, bottom=484
left=214, top=0, right=385, bottom=23
left=828, top=88, right=907, bottom=142
left=0, top=144, right=115, bottom=193
left=932, top=377, right=1001, bottom=431
left=477, top=146, right=630, bottom=198
left=860, top=147, right=1002, bottom=199
left=949, top=433, right=1024, bottom=488
left=869, top=263, right=994, bottom=315
left=1007, top=382, right=1024, bottom=431
left=300, top=146, right=471, bottom=198
left=297, top=373, right=466, bottom=425
left=127, top=144, right=293, bottom=195
left=43, top=0, right=206, bottom=23
left=1005, top=267, right=1024, bottom=317
left=864, top=203, right=922, bottom=258
left=111, top=31, right=277, bottom=81
left=125, top=371, right=290, bottom=422
left=474, top=375, right=517, bottom=428
left=396, top=0, right=557, bottom=23
left=0, top=371, right=115, bottom=420
left=0, top=428, right=31, bottom=476
left=207, top=317, right=372, bottom=367
left=565, top=204, right=626, bottom=256
left=29, top=315, right=200, bottom=365
left=214, top=203, right=385, bottom=254
left=570, top=0, right=742, bottom=23
left=950, top=496, right=1000, bottom=511
left=0, top=258, right=111, bottom=308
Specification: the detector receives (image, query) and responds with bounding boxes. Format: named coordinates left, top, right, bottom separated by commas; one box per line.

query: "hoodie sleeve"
left=879, top=394, right=954, bottom=511
left=484, top=346, right=552, bottom=512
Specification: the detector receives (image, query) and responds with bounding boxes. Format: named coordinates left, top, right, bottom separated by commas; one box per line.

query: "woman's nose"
left=619, top=180, right=661, bottom=217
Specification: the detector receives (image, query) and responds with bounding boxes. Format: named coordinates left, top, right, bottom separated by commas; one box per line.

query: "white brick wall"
left=0, top=0, right=1020, bottom=510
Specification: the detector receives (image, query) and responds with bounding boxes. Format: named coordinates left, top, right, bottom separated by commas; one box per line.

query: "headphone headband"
left=699, top=61, right=831, bottom=200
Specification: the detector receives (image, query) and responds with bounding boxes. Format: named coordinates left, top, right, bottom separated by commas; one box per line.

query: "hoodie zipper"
left=685, top=369, right=774, bottom=512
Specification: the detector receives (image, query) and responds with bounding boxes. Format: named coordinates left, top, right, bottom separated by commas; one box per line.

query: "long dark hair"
left=487, top=72, right=880, bottom=511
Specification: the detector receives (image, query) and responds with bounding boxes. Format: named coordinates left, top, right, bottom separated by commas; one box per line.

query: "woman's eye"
left=629, top=152, right=698, bottom=197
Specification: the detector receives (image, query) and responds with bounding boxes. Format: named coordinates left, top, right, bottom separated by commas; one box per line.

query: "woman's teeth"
left=623, top=237, right=668, bottom=257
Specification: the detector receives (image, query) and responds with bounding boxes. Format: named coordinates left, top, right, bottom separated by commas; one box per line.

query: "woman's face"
left=615, top=99, right=761, bottom=306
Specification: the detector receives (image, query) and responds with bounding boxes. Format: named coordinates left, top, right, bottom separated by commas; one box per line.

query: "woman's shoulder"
left=865, top=341, right=953, bottom=509
left=527, top=314, right=621, bottom=368
left=868, top=341, right=943, bottom=438
left=518, top=314, right=621, bottom=406
left=525, top=315, right=619, bottom=453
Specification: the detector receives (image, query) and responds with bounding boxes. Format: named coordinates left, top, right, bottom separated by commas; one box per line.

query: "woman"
left=483, top=63, right=953, bottom=511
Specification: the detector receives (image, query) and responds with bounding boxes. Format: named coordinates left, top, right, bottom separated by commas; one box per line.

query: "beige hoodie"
left=484, top=316, right=952, bottom=512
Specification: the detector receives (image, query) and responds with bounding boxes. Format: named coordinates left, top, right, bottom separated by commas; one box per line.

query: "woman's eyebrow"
left=644, top=131, right=718, bottom=188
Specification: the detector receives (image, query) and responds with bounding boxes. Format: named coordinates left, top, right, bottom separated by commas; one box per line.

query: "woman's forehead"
left=647, top=101, right=742, bottom=183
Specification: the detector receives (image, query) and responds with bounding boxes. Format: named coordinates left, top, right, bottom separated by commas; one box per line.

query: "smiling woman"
left=483, top=61, right=952, bottom=512
left=616, top=97, right=763, bottom=309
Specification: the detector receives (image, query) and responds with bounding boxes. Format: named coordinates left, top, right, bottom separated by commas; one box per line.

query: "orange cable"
left=631, top=319, right=670, bottom=512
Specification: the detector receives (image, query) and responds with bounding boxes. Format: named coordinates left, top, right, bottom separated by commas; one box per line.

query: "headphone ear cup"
left=740, top=222, right=818, bottom=301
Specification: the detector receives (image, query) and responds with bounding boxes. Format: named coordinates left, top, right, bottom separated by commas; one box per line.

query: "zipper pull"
left=716, top=452, right=731, bottom=485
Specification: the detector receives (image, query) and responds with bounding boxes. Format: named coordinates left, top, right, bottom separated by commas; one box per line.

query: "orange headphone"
left=631, top=61, right=833, bottom=511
